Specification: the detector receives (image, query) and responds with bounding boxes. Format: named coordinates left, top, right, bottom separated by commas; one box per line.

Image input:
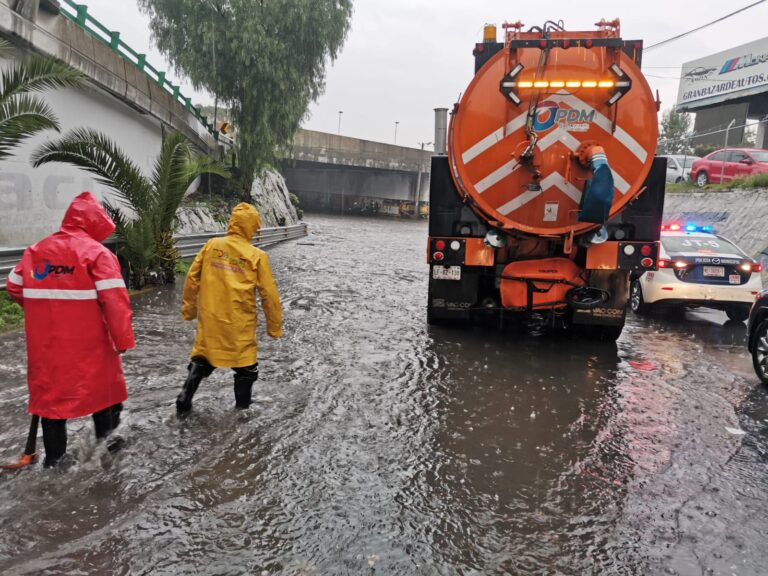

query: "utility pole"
left=720, top=118, right=736, bottom=184
left=338, top=110, right=343, bottom=135
left=394, top=121, right=399, bottom=144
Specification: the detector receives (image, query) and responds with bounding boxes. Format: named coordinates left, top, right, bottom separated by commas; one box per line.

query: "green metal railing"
left=59, top=0, right=224, bottom=142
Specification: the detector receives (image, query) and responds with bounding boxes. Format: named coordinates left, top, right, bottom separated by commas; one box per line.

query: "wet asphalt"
left=0, top=213, right=767, bottom=575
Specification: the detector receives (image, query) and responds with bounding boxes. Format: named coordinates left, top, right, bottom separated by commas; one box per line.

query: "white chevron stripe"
left=497, top=188, right=542, bottom=215
left=462, top=112, right=528, bottom=164
left=474, top=159, right=519, bottom=193
left=548, top=92, right=648, bottom=162
left=536, top=126, right=582, bottom=153
left=536, top=125, right=630, bottom=195
left=611, top=169, right=630, bottom=194
left=540, top=172, right=583, bottom=204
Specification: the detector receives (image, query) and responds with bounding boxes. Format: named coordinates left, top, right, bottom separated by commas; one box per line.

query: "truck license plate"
left=433, top=266, right=461, bottom=281
left=703, top=266, right=724, bottom=277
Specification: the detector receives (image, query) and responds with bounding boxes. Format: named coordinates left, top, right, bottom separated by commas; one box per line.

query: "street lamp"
left=417, top=141, right=433, bottom=150
left=338, top=110, right=343, bottom=135
left=394, top=121, right=399, bottom=144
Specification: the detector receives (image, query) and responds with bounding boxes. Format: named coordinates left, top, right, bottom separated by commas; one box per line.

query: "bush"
left=0, top=292, right=23, bottom=331
left=723, top=172, right=768, bottom=190
left=174, top=259, right=191, bottom=276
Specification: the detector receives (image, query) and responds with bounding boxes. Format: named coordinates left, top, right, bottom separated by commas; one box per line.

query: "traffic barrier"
left=57, top=0, right=231, bottom=145
left=0, top=223, right=308, bottom=289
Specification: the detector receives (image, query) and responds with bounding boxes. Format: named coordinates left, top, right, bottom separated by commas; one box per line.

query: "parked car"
left=631, top=224, right=763, bottom=321
left=690, top=147, right=768, bottom=187
left=659, top=154, right=698, bottom=183
left=748, top=290, right=768, bottom=384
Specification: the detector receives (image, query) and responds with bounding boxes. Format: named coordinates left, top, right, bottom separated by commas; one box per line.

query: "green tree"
left=0, top=39, right=83, bottom=160
left=137, top=0, right=353, bottom=194
left=32, top=129, right=229, bottom=287
left=658, top=108, right=692, bottom=154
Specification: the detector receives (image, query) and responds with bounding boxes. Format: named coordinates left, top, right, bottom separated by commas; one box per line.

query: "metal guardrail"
left=0, top=223, right=308, bottom=290
left=58, top=0, right=231, bottom=145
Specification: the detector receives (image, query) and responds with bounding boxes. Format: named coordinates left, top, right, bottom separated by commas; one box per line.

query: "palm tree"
left=31, top=129, right=229, bottom=287
left=0, top=39, right=83, bottom=159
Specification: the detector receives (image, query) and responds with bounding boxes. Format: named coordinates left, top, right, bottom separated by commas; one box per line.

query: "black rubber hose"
left=567, top=286, right=610, bottom=310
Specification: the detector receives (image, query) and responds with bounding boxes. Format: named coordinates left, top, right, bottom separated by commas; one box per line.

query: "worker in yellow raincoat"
left=177, top=203, right=283, bottom=415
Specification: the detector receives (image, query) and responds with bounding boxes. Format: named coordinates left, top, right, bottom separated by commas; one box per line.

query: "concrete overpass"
left=0, top=0, right=227, bottom=246
left=281, top=129, right=433, bottom=216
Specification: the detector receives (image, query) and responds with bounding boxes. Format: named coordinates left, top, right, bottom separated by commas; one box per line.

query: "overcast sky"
left=82, top=0, right=768, bottom=150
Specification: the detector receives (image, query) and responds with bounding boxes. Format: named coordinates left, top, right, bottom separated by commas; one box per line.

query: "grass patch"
left=665, top=181, right=699, bottom=193
left=715, top=172, right=768, bottom=190
left=0, top=291, right=23, bottom=332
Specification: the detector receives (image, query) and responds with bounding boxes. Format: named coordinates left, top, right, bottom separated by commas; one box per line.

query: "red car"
left=690, top=147, right=768, bottom=187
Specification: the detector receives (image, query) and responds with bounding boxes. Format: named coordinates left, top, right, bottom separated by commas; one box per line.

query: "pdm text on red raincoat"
left=5, top=192, right=135, bottom=420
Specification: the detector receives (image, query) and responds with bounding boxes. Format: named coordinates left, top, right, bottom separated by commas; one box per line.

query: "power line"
left=645, top=0, right=768, bottom=51
left=658, top=116, right=767, bottom=145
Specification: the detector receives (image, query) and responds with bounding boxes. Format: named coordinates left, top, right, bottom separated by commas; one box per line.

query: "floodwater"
left=1, top=213, right=767, bottom=575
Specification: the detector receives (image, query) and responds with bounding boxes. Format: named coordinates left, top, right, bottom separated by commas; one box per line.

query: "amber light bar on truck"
left=501, top=63, right=631, bottom=106
left=515, top=80, right=616, bottom=89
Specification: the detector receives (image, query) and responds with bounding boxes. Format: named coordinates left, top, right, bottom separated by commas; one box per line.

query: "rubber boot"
left=93, top=404, right=125, bottom=453
left=233, top=376, right=255, bottom=409
left=176, top=359, right=214, bottom=415
left=41, top=418, right=67, bottom=468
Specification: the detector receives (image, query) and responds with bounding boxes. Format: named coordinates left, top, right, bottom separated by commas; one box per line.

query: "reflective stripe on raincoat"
left=181, top=203, right=282, bottom=368
left=5, top=192, right=135, bottom=420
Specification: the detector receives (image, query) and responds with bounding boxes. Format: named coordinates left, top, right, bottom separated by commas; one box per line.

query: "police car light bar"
left=661, top=223, right=714, bottom=233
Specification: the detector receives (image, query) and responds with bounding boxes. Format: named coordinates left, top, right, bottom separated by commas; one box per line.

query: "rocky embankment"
left=177, top=169, right=299, bottom=235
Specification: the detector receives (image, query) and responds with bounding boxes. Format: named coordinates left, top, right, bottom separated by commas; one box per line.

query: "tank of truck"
left=427, top=20, right=667, bottom=338
left=448, top=22, right=658, bottom=237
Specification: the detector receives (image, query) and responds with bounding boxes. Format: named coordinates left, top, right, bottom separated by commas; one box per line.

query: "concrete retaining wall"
left=663, top=189, right=768, bottom=266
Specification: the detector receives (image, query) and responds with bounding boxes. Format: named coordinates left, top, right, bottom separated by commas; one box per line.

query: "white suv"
left=630, top=225, right=763, bottom=322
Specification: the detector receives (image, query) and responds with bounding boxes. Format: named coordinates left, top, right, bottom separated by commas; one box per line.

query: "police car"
left=630, top=224, right=764, bottom=322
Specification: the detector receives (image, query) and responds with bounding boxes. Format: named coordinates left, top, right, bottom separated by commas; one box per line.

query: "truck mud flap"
left=428, top=265, right=479, bottom=322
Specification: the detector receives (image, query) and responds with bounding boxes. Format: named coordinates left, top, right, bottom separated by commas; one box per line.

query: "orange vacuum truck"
left=427, top=19, right=665, bottom=340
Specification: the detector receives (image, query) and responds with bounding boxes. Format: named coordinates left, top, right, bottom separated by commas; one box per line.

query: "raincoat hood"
left=227, top=203, right=261, bottom=240
left=61, top=192, right=115, bottom=242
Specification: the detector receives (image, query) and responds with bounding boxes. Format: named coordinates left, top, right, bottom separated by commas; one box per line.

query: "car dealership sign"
left=677, top=37, right=768, bottom=110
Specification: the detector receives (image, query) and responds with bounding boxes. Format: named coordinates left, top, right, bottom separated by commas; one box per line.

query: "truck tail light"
left=433, top=251, right=445, bottom=262
left=435, top=240, right=446, bottom=251
left=640, top=257, right=654, bottom=268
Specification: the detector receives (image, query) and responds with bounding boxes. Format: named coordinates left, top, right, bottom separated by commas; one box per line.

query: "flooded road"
left=1, top=213, right=767, bottom=575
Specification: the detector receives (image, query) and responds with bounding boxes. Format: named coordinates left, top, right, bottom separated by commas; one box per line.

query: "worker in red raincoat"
left=5, top=192, right=135, bottom=468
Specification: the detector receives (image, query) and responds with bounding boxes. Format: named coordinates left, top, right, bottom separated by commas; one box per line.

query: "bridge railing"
left=58, top=0, right=232, bottom=147
left=0, top=223, right=308, bottom=290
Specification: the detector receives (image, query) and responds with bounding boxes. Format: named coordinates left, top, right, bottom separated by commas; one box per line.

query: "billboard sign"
left=677, top=37, right=768, bottom=111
